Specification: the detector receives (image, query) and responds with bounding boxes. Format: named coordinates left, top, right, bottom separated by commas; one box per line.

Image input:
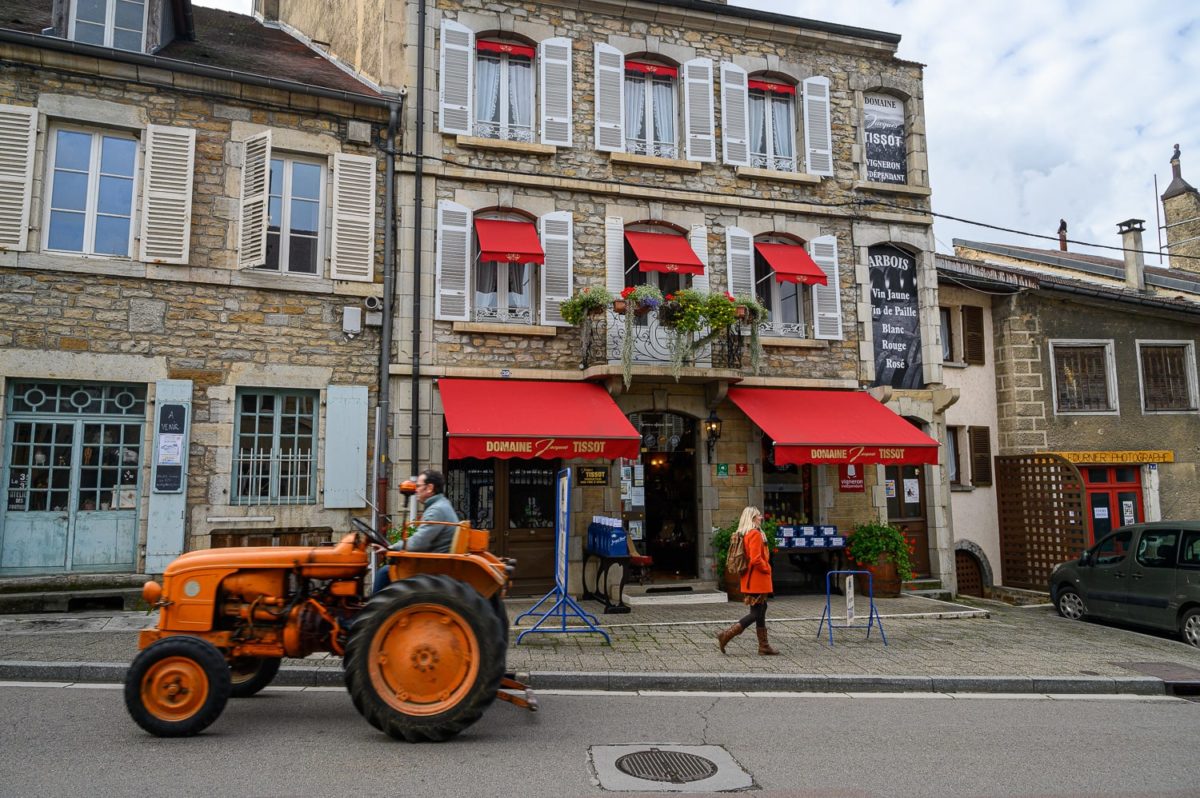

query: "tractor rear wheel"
left=229, top=656, right=282, bottom=698
left=124, top=636, right=231, bottom=737
left=344, top=574, right=505, bottom=742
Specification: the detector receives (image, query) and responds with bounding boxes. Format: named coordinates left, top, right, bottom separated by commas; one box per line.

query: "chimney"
left=1057, top=219, right=1068, bottom=251
left=1117, top=219, right=1146, bottom=290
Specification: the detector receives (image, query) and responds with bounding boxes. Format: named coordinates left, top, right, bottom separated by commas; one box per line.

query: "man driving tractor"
left=373, top=468, right=459, bottom=593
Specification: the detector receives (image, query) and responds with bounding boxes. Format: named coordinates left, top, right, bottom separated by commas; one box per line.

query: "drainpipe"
left=374, top=100, right=401, bottom=523
left=409, top=0, right=428, bottom=477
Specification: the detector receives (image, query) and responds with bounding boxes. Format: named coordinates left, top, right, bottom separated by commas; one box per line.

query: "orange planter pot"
left=861, top=557, right=901, bottom=597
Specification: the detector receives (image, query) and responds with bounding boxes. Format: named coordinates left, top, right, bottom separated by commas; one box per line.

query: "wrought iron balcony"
left=580, top=309, right=745, bottom=372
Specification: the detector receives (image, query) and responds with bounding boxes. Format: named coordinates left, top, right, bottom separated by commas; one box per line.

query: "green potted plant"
left=559, top=285, right=613, bottom=327
left=661, top=289, right=740, bottom=379
left=845, top=521, right=914, bottom=598
left=712, top=516, right=779, bottom=601
left=734, top=294, right=769, bottom=375
left=617, top=284, right=664, bottom=387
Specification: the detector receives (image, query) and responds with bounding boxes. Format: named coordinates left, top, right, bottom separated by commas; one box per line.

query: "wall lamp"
left=704, top=410, right=722, bottom=463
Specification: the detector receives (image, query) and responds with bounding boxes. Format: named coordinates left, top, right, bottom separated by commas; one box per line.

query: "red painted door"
left=1081, top=466, right=1143, bottom=545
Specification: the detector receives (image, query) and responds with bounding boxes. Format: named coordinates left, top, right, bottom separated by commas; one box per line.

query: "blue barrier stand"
left=515, top=468, right=611, bottom=645
left=816, top=569, right=887, bottom=647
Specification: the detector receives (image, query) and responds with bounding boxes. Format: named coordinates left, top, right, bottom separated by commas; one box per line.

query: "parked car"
left=1049, top=521, right=1200, bottom=648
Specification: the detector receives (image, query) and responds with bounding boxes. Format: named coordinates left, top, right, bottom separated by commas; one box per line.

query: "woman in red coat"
left=716, top=506, right=779, bottom=655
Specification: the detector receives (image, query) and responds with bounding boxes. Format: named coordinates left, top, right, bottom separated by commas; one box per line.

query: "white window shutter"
left=605, top=216, right=626, bottom=293
left=725, top=226, right=754, bottom=299
left=539, top=37, right=573, bottom=147
left=539, top=211, right=573, bottom=326
left=330, top=153, right=376, bottom=282
left=237, top=130, right=271, bottom=269
left=322, top=385, right=368, bottom=508
left=435, top=200, right=472, bottom=321
left=720, top=62, right=749, bottom=167
left=689, top=225, right=710, bottom=293
left=810, top=234, right=842, bottom=340
left=594, top=43, right=625, bottom=153
left=683, top=58, right=716, bottom=163
left=803, top=76, right=833, bottom=177
left=0, top=104, right=37, bottom=252
left=138, top=125, right=196, bottom=265
left=439, top=20, right=474, bottom=136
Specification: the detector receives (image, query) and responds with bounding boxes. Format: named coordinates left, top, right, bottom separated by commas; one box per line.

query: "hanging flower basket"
left=612, top=299, right=627, bottom=314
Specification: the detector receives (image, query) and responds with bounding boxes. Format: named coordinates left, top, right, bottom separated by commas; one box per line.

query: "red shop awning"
left=754, top=243, right=828, bottom=285
left=747, top=79, right=796, bottom=95
left=474, top=219, right=545, bottom=264
left=625, top=60, right=678, bottom=78
left=438, top=379, right=640, bottom=461
left=625, top=231, right=705, bottom=275
left=728, top=388, right=939, bottom=466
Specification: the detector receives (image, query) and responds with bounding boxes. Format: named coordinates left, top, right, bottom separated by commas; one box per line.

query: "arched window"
left=473, top=211, right=539, bottom=323
left=753, top=234, right=810, bottom=336
left=747, top=75, right=796, bottom=172
left=475, top=39, right=536, bottom=143
left=624, top=59, right=679, bottom=159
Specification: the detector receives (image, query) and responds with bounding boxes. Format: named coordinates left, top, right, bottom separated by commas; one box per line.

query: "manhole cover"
left=615, top=749, right=718, bottom=784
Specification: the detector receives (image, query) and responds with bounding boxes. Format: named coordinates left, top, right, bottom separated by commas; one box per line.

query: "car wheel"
left=1056, top=586, right=1087, bottom=621
left=1181, top=608, right=1200, bottom=648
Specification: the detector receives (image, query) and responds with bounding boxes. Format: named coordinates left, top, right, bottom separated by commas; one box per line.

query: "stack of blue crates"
left=587, top=517, right=629, bottom=556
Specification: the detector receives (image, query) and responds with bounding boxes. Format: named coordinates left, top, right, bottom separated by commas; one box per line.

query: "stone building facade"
left=0, top=3, right=395, bottom=581
left=264, top=0, right=954, bottom=596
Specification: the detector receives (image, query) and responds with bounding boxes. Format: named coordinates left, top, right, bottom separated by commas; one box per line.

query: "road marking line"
left=64, top=683, right=121, bottom=690
left=0, top=681, right=74, bottom=688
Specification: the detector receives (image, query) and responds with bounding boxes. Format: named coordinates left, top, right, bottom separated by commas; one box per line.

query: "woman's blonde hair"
left=736, top=506, right=762, bottom=537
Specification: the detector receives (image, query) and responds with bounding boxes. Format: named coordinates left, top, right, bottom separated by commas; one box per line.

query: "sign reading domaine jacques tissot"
left=863, top=93, right=907, bottom=184
left=869, top=245, right=923, bottom=388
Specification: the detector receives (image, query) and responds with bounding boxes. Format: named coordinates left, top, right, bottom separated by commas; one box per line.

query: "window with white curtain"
left=474, top=215, right=536, bottom=324
left=475, top=42, right=534, bottom=143
left=624, top=62, right=678, bottom=159
left=752, top=236, right=808, bottom=337
left=748, top=81, right=796, bottom=172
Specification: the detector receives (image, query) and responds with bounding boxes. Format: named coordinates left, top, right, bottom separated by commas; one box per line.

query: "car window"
left=1094, top=530, right=1133, bottom=565
left=1181, top=532, right=1200, bottom=569
left=1135, top=530, right=1179, bottom=568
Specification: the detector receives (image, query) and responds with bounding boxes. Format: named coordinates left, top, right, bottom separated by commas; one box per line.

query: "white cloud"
left=733, top=0, right=1200, bottom=261
left=193, top=0, right=252, bottom=13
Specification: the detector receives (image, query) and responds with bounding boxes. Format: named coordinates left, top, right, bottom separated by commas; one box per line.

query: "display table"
left=580, top=548, right=632, bottom=614
left=773, top=525, right=847, bottom=594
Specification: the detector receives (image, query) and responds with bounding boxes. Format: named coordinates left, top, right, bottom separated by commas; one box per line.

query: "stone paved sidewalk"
left=0, top=593, right=1195, bottom=685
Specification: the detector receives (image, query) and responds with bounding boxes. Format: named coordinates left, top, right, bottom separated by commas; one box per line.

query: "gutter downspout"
left=410, top=0, right=428, bottom=477
left=375, top=100, right=401, bottom=524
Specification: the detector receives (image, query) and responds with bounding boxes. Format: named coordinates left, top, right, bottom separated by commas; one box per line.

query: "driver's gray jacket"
left=389, top=493, right=459, bottom=553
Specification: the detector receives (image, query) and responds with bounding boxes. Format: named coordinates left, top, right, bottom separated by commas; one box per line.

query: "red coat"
left=739, top=528, right=773, bottom=595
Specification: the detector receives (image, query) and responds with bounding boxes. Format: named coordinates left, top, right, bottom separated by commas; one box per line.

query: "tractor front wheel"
left=344, top=574, right=504, bottom=742
left=124, top=636, right=231, bottom=737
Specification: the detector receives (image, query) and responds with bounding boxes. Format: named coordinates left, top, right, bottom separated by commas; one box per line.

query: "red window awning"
left=748, top=79, right=796, bottom=96
left=477, top=40, right=536, bottom=59
left=625, top=231, right=705, bottom=275
left=728, top=388, right=939, bottom=466
left=625, top=60, right=678, bottom=78
left=474, top=219, right=545, bottom=265
left=754, top=243, right=827, bottom=285
left=438, top=379, right=640, bottom=461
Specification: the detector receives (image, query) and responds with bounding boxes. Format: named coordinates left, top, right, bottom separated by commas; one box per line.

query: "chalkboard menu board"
left=869, top=245, right=924, bottom=388
left=153, top=403, right=187, bottom=493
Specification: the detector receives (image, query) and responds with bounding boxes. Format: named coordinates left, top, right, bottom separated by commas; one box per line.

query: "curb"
left=0, top=661, right=1167, bottom=696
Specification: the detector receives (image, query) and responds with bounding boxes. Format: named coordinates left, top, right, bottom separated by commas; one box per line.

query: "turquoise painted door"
left=2, top=382, right=144, bottom=574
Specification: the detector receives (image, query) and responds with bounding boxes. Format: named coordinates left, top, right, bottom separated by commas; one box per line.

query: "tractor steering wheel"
left=350, top=517, right=391, bottom=550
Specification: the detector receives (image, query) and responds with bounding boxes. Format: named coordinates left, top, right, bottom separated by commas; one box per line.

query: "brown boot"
left=716, top=623, right=744, bottom=654
left=756, top=626, right=779, bottom=655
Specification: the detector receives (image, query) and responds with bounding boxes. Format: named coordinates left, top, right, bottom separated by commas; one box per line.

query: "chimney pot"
left=1057, top=219, right=1068, bottom=251
left=1118, top=219, right=1146, bottom=291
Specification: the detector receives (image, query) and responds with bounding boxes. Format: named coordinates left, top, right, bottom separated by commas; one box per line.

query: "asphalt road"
left=0, top=684, right=1196, bottom=797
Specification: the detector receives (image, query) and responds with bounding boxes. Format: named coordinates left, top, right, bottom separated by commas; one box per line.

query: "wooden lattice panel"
left=995, top=454, right=1087, bottom=590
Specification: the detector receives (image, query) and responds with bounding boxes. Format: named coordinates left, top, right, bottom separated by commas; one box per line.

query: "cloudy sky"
left=195, top=0, right=1199, bottom=262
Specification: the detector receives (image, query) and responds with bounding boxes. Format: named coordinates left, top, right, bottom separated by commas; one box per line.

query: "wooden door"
left=886, top=464, right=929, bottom=577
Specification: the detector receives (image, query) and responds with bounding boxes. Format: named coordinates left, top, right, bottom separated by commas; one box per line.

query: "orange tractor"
left=124, top=485, right=534, bottom=741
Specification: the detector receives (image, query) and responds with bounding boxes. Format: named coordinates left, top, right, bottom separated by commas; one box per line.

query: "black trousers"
left=737, top=602, right=768, bottom=629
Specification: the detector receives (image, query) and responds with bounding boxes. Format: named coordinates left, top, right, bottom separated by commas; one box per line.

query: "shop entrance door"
left=885, top=464, right=930, bottom=577
left=1, top=382, right=145, bottom=575
left=1081, top=465, right=1143, bottom=544
left=444, top=458, right=558, bottom=596
left=628, top=412, right=698, bottom=580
